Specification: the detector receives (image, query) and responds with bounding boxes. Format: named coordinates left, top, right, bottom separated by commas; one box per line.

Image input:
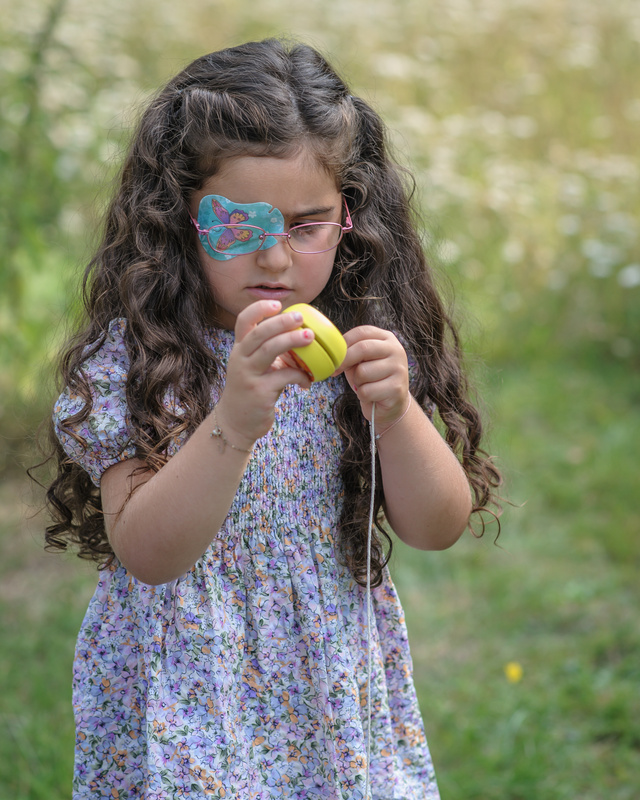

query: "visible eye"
left=290, top=223, right=331, bottom=238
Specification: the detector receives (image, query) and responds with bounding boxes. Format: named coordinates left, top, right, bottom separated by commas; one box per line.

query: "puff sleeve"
left=52, top=318, right=137, bottom=487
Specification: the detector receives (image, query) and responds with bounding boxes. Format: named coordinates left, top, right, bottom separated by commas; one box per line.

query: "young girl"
left=45, top=39, right=501, bottom=799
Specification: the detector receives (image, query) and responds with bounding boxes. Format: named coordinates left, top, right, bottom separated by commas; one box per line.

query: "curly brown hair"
left=40, top=38, right=502, bottom=587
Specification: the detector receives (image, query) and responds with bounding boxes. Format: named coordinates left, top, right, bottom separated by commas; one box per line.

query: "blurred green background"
left=1, top=0, right=639, bottom=797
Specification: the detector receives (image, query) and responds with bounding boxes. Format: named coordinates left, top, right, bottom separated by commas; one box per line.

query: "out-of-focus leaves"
left=1, top=0, right=639, bottom=471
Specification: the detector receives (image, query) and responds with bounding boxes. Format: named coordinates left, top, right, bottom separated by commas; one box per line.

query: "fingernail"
left=293, top=312, right=303, bottom=322
left=303, top=329, right=313, bottom=340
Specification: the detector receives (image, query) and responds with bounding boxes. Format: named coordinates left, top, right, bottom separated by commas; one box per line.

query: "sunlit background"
left=1, top=0, right=639, bottom=797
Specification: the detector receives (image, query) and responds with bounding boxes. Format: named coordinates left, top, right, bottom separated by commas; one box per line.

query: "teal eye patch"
left=196, top=194, right=285, bottom=261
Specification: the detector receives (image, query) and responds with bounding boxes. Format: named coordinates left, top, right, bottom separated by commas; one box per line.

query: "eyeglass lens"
left=207, top=223, right=343, bottom=255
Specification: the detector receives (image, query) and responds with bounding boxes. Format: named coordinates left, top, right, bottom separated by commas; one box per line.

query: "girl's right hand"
left=214, top=300, right=315, bottom=449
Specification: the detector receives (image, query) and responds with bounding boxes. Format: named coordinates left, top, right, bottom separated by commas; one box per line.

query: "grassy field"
left=398, top=357, right=640, bottom=799
left=3, top=358, right=639, bottom=799
left=1, top=0, right=639, bottom=797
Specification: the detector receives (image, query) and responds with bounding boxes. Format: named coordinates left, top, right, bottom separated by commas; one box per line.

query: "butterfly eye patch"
left=195, top=194, right=285, bottom=261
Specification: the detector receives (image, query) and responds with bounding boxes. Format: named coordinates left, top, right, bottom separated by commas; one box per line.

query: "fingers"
left=341, top=327, right=408, bottom=381
left=234, top=299, right=282, bottom=341
left=337, top=326, right=409, bottom=422
left=234, top=301, right=316, bottom=374
left=218, top=303, right=316, bottom=445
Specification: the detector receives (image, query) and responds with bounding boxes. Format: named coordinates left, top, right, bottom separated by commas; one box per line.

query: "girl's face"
left=190, top=151, right=342, bottom=329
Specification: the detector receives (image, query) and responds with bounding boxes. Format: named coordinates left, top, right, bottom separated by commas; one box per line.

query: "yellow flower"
left=504, top=661, right=523, bottom=683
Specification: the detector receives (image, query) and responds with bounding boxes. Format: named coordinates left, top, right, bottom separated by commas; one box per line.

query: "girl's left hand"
left=335, top=326, right=410, bottom=429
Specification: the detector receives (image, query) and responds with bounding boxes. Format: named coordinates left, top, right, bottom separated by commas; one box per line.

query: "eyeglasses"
left=191, top=198, right=353, bottom=256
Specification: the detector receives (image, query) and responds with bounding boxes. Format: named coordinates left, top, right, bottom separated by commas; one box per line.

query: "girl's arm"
left=100, top=301, right=314, bottom=585
left=338, top=326, right=472, bottom=550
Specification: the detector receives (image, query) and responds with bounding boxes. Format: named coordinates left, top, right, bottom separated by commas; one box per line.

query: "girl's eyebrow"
left=278, top=205, right=337, bottom=218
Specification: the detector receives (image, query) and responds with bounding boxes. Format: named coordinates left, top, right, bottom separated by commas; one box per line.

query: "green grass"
left=1, top=603, right=81, bottom=799
left=391, top=356, right=640, bottom=799
left=0, top=482, right=97, bottom=800
left=2, top=356, right=639, bottom=798
left=2, top=0, right=640, bottom=796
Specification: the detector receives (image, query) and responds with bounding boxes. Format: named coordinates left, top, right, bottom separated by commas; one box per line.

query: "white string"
left=364, top=401, right=376, bottom=799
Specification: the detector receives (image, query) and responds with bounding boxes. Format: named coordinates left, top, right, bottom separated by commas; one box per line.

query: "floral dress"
left=53, top=318, right=440, bottom=800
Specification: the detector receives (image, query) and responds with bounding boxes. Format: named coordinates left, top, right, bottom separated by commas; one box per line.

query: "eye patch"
left=196, top=194, right=285, bottom=260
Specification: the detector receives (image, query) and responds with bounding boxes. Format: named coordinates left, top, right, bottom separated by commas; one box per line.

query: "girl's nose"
left=255, top=236, right=293, bottom=271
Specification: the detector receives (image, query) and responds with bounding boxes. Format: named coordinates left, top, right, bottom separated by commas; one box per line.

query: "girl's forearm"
left=101, top=404, right=254, bottom=585
left=101, top=306, right=317, bottom=586
left=376, top=397, right=472, bottom=550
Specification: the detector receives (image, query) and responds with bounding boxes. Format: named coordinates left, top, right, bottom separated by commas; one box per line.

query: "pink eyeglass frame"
left=190, top=197, right=354, bottom=255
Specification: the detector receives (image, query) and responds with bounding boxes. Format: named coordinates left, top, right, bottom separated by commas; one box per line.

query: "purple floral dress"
left=53, top=318, right=440, bottom=800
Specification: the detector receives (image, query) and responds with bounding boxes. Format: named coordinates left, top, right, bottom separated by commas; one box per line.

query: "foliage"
left=394, top=357, right=640, bottom=799
left=1, top=0, right=639, bottom=420
left=1, top=0, right=639, bottom=796
left=3, top=358, right=639, bottom=798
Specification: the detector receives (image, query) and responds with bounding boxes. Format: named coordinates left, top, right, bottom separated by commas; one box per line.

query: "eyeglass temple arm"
left=342, top=198, right=354, bottom=231
left=189, top=214, right=207, bottom=235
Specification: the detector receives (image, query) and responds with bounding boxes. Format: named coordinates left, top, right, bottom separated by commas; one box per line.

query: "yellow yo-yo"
left=283, top=303, right=347, bottom=382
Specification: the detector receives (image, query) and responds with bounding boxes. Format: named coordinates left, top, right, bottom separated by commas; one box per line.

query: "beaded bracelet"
left=210, top=407, right=253, bottom=454
left=374, top=394, right=412, bottom=441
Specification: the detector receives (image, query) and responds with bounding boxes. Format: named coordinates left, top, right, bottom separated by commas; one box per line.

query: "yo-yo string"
left=364, top=401, right=376, bottom=798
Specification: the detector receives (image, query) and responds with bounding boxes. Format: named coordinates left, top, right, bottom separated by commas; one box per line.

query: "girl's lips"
left=247, top=285, right=292, bottom=300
